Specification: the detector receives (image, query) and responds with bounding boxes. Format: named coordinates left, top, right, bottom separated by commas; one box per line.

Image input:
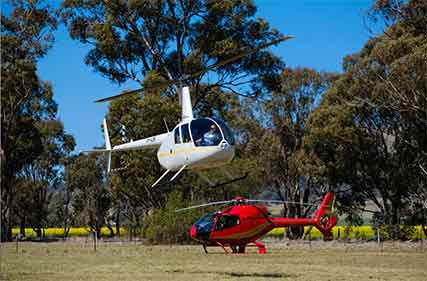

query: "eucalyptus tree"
left=1, top=0, right=59, bottom=241
left=304, top=0, right=427, bottom=238
left=64, top=154, right=111, bottom=238
left=15, top=120, right=75, bottom=238
left=61, top=0, right=285, bottom=101
left=61, top=0, right=288, bottom=229
left=259, top=68, right=332, bottom=238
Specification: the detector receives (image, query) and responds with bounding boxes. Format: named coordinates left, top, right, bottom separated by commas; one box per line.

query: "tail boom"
left=270, top=192, right=337, bottom=239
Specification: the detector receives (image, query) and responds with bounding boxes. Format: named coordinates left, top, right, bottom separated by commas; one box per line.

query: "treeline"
left=1, top=0, right=426, bottom=242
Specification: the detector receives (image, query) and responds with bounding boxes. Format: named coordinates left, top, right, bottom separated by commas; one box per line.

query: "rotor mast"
left=180, top=86, right=193, bottom=122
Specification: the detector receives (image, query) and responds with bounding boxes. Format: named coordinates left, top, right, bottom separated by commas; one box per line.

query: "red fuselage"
left=190, top=192, right=337, bottom=253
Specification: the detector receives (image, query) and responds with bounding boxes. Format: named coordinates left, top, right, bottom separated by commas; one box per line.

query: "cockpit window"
left=181, top=123, right=191, bottom=143
left=174, top=127, right=181, bottom=144
left=212, top=118, right=235, bottom=145
left=191, top=119, right=222, bottom=147
left=194, top=213, right=215, bottom=234
left=215, top=215, right=240, bottom=231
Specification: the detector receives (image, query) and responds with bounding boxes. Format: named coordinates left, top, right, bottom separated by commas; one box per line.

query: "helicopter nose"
left=190, top=225, right=197, bottom=239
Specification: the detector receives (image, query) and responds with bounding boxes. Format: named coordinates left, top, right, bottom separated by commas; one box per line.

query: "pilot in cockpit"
left=195, top=124, right=221, bottom=146
left=202, top=124, right=221, bottom=146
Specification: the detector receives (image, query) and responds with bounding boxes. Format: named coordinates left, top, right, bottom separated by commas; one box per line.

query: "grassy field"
left=1, top=240, right=426, bottom=281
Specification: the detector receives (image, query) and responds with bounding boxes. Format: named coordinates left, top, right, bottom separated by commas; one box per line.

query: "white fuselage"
left=86, top=87, right=235, bottom=185
left=109, top=118, right=235, bottom=171
left=157, top=131, right=235, bottom=171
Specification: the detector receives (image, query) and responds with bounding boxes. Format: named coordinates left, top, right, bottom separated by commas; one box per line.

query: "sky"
left=36, top=0, right=374, bottom=153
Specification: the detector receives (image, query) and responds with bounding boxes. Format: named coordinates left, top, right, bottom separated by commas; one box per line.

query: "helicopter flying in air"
left=83, top=36, right=294, bottom=187
left=177, top=192, right=336, bottom=254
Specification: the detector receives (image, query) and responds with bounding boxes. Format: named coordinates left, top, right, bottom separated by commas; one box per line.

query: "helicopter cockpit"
left=191, top=212, right=241, bottom=241
left=191, top=212, right=215, bottom=241
left=191, top=118, right=234, bottom=146
left=175, top=117, right=234, bottom=147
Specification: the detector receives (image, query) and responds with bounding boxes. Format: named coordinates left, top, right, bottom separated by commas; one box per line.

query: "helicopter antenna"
left=163, top=118, right=169, bottom=132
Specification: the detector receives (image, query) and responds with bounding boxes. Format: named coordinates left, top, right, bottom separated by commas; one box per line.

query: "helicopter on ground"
left=83, top=36, right=294, bottom=187
left=177, top=192, right=336, bottom=254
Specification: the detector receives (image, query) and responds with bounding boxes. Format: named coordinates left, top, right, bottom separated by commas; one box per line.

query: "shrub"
left=142, top=191, right=201, bottom=244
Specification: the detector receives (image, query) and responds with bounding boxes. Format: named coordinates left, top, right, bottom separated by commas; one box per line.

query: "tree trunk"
left=115, top=208, right=120, bottom=237
left=107, top=225, right=114, bottom=238
left=35, top=227, right=42, bottom=238
left=1, top=209, right=13, bottom=242
left=20, top=216, right=26, bottom=237
left=63, top=200, right=69, bottom=238
left=390, top=200, right=400, bottom=239
left=1, top=177, right=14, bottom=242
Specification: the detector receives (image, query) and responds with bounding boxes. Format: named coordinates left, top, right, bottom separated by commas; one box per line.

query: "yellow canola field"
left=12, top=227, right=124, bottom=237
left=268, top=225, right=427, bottom=239
left=11, top=226, right=426, bottom=239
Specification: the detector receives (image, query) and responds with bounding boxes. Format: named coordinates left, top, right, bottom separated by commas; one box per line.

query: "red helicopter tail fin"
left=313, top=192, right=337, bottom=239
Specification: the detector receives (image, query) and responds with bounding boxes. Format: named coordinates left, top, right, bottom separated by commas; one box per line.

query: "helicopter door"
left=180, top=123, right=192, bottom=164
left=169, top=126, right=185, bottom=169
left=214, top=215, right=240, bottom=231
left=171, top=124, right=191, bottom=167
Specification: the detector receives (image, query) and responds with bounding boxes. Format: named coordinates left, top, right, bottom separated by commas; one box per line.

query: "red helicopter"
left=177, top=192, right=336, bottom=254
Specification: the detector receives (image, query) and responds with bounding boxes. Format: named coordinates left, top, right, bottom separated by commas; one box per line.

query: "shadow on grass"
left=166, top=269, right=293, bottom=279
left=226, top=272, right=292, bottom=278
left=18, top=237, right=62, bottom=243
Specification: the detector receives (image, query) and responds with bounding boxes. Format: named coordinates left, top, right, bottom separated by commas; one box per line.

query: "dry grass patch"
left=1, top=240, right=426, bottom=281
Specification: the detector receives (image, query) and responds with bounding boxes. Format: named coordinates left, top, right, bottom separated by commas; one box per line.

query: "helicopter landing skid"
left=253, top=241, right=266, bottom=254
left=215, top=242, right=230, bottom=254
left=202, top=243, right=208, bottom=254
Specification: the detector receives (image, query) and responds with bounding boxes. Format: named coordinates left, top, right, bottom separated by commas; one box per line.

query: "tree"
left=1, top=0, right=58, bottom=241
left=61, top=0, right=284, bottom=100
left=104, top=76, right=264, bottom=238
left=303, top=0, right=427, bottom=238
left=261, top=68, right=331, bottom=238
left=60, top=1, right=290, bottom=236
left=15, top=120, right=75, bottom=238
left=64, top=154, right=111, bottom=238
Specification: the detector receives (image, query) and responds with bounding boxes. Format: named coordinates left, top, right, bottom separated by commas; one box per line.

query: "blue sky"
left=36, top=0, right=373, bottom=153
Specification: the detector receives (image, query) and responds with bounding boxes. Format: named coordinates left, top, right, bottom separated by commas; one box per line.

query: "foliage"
left=142, top=191, right=200, bottom=243
left=64, top=154, right=111, bottom=238
left=0, top=0, right=70, bottom=241
left=14, top=120, right=75, bottom=238
left=61, top=0, right=284, bottom=98
left=255, top=67, right=332, bottom=238
left=302, top=0, right=427, bottom=238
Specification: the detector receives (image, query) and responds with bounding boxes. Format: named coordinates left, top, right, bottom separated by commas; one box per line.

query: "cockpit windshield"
left=191, top=119, right=222, bottom=147
left=212, top=118, right=235, bottom=145
left=194, top=213, right=215, bottom=236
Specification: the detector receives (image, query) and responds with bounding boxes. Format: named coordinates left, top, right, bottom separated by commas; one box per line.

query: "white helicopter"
left=84, top=36, right=293, bottom=187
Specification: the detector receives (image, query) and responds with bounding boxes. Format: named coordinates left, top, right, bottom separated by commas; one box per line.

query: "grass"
left=1, top=240, right=426, bottom=281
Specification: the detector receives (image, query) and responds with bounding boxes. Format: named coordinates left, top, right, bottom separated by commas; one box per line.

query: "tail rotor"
left=81, top=118, right=113, bottom=174
left=313, top=192, right=337, bottom=239
left=103, top=118, right=112, bottom=173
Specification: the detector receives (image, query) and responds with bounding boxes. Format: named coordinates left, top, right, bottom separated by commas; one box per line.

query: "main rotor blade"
left=94, top=79, right=177, bottom=103
left=246, top=199, right=315, bottom=206
left=94, top=88, right=144, bottom=103
left=187, top=35, right=294, bottom=79
left=95, top=36, right=293, bottom=103
left=175, top=200, right=232, bottom=212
